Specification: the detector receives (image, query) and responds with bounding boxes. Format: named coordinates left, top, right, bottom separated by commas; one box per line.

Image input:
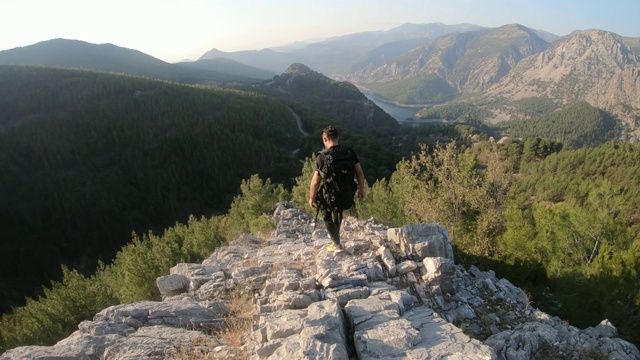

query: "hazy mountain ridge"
left=0, top=39, right=272, bottom=84
left=176, top=57, right=276, bottom=81
left=194, top=22, right=640, bottom=132
left=293, top=22, right=485, bottom=75
left=198, top=48, right=293, bottom=75
left=199, top=23, right=484, bottom=74
left=0, top=39, right=176, bottom=76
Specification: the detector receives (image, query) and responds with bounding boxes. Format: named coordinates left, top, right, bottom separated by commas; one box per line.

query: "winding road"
left=289, top=108, right=310, bottom=136
left=289, top=108, right=310, bottom=161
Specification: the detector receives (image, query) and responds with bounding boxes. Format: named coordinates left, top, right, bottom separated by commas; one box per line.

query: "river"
left=362, top=91, right=447, bottom=126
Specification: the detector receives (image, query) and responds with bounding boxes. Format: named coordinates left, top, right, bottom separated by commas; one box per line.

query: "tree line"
left=499, top=101, right=622, bottom=148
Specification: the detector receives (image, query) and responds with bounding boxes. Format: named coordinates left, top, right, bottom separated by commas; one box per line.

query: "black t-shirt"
left=315, top=145, right=359, bottom=179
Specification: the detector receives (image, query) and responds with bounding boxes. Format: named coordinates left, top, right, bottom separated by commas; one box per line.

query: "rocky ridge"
left=2, top=202, right=639, bottom=359
left=488, top=29, right=640, bottom=134
left=347, top=24, right=551, bottom=93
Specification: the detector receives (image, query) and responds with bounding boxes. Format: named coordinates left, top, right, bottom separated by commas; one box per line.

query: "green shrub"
left=0, top=266, right=117, bottom=351
left=225, top=174, right=289, bottom=238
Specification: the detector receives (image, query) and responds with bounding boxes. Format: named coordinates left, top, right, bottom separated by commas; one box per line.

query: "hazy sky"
left=2, top=0, right=639, bottom=63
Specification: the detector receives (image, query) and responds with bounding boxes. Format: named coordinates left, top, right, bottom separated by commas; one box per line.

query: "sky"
left=2, top=0, right=640, bottom=63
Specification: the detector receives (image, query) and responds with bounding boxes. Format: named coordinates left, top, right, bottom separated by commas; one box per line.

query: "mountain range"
left=0, top=38, right=275, bottom=85
left=1, top=22, right=639, bottom=138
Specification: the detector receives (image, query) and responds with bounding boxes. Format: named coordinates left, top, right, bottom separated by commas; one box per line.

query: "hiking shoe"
left=327, top=243, right=343, bottom=252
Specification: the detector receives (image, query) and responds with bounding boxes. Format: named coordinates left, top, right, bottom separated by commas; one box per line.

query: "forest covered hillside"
left=0, top=64, right=306, bottom=316
left=497, top=101, right=623, bottom=147
left=257, top=63, right=399, bottom=132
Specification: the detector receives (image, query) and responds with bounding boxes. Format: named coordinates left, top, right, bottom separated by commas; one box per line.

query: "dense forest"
left=1, top=64, right=638, bottom=353
left=416, top=101, right=493, bottom=121
left=414, top=99, right=624, bottom=149
left=2, top=138, right=638, bottom=352
left=499, top=101, right=623, bottom=147
left=0, top=65, right=302, bottom=315
left=498, top=141, right=640, bottom=339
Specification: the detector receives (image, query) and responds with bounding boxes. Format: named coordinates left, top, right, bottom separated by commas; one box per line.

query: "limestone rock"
left=93, top=300, right=225, bottom=329
left=387, top=222, right=454, bottom=260
left=377, top=245, right=397, bottom=276
left=3, top=202, right=638, bottom=360
left=252, top=300, right=349, bottom=359
left=156, top=273, right=190, bottom=296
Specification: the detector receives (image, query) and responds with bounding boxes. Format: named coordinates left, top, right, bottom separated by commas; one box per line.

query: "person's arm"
left=309, top=170, right=322, bottom=208
left=354, top=163, right=366, bottom=199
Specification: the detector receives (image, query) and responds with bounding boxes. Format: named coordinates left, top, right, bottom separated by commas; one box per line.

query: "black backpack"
left=316, top=146, right=358, bottom=211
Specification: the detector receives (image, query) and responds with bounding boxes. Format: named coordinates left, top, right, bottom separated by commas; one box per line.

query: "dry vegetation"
left=171, top=286, right=255, bottom=359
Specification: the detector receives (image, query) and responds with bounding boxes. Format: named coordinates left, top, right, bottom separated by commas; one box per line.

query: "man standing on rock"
left=309, top=125, right=366, bottom=251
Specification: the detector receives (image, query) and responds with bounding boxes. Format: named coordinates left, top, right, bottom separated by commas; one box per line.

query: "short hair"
left=322, top=125, right=339, bottom=140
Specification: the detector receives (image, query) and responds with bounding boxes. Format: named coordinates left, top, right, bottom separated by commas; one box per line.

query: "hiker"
left=309, top=125, right=366, bottom=251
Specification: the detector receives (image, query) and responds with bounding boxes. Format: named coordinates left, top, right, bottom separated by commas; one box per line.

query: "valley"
left=1, top=21, right=639, bottom=352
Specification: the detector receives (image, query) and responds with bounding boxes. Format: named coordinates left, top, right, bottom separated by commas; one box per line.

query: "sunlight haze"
left=2, top=0, right=639, bottom=63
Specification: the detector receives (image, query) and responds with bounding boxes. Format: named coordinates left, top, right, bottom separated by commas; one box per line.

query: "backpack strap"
left=316, top=149, right=331, bottom=179
left=313, top=204, right=321, bottom=231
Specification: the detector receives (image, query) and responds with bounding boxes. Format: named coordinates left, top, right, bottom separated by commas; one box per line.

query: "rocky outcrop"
left=489, top=29, right=640, bottom=134
left=2, top=201, right=639, bottom=359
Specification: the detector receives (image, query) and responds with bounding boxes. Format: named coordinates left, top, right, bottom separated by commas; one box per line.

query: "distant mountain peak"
left=284, top=63, right=313, bottom=75
left=498, top=23, right=529, bottom=31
